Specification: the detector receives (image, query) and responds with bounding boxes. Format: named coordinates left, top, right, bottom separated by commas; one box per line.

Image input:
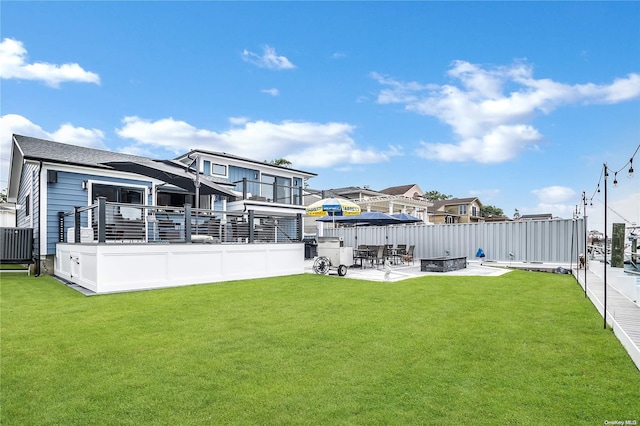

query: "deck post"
left=58, top=212, right=65, bottom=242
left=249, top=210, right=255, bottom=243
left=97, top=197, right=106, bottom=243
left=184, top=204, right=192, bottom=243
left=74, top=207, right=81, bottom=243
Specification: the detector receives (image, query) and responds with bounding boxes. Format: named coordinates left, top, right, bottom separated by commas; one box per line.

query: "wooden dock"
left=574, top=267, right=640, bottom=371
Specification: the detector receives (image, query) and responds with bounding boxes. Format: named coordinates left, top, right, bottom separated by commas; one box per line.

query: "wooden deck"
left=574, top=267, right=640, bottom=371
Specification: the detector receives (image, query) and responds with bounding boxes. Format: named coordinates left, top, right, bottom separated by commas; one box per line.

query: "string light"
left=585, top=144, right=638, bottom=209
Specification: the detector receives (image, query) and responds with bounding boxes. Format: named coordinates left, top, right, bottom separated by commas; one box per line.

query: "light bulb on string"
left=629, top=158, right=634, bottom=179
left=613, top=172, right=618, bottom=188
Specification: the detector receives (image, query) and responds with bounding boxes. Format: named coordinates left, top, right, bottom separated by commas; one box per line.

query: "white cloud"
left=373, top=61, right=640, bottom=163
left=416, top=124, right=541, bottom=163
left=0, top=114, right=106, bottom=188
left=531, top=185, right=577, bottom=204
left=241, top=45, right=295, bottom=70
left=229, top=116, right=250, bottom=126
left=587, top=189, right=640, bottom=233
left=261, top=88, right=280, bottom=96
left=0, top=38, right=100, bottom=87
left=517, top=185, right=579, bottom=219
left=116, top=116, right=395, bottom=168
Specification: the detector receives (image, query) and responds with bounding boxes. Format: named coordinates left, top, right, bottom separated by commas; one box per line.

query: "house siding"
left=228, top=165, right=260, bottom=195
left=16, top=163, right=40, bottom=258
left=45, top=170, right=152, bottom=254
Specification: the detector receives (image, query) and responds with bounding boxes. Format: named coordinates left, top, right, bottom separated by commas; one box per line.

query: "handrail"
left=58, top=198, right=302, bottom=244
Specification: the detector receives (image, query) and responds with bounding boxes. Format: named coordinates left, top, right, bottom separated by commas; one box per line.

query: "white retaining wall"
left=56, top=243, right=304, bottom=294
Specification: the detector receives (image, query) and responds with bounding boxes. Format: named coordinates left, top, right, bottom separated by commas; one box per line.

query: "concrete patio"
left=303, top=258, right=524, bottom=282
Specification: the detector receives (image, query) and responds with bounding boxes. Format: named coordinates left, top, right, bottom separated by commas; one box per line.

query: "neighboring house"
left=7, top=134, right=316, bottom=274
left=379, top=183, right=425, bottom=200
left=482, top=214, right=512, bottom=223
left=330, top=185, right=432, bottom=221
left=429, top=197, right=483, bottom=224
left=302, top=184, right=432, bottom=236
left=519, top=213, right=554, bottom=221
left=0, top=203, right=17, bottom=227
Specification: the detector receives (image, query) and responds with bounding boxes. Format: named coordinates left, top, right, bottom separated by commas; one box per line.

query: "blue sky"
left=1, top=1, right=638, bottom=231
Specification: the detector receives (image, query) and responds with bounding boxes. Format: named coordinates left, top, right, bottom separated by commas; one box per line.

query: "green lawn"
left=1, top=270, right=639, bottom=425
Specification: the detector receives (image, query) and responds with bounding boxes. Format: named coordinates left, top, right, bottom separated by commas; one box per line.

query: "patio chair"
left=402, top=245, right=415, bottom=265
left=370, top=245, right=385, bottom=268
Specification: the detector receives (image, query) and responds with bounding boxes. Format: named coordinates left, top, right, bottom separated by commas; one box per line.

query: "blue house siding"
left=45, top=171, right=152, bottom=254
left=228, top=165, right=260, bottom=196
left=16, top=163, right=40, bottom=256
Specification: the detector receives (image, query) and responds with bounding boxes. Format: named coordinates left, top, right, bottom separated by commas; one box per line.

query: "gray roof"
left=14, top=134, right=150, bottom=169
left=8, top=134, right=232, bottom=199
left=177, top=148, right=317, bottom=177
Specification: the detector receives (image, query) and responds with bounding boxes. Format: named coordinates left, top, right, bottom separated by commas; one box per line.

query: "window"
left=458, top=205, right=467, bottom=215
left=276, top=176, right=291, bottom=204
left=91, top=183, right=145, bottom=223
left=261, top=175, right=292, bottom=204
left=212, top=164, right=226, bottom=176
left=25, top=194, right=30, bottom=217
left=471, top=206, right=478, bottom=217
left=93, top=184, right=144, bottom=204
left=157, top=191, right=194, bottom=207
left=203, top=160, right=211, bottom=175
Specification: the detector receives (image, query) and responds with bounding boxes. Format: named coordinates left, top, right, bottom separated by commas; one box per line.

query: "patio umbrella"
left=306, top=197, right=361, bottom=227
left=319, top=211, right=402, bottom=226
left=103, top=160, right=238, bottom=199
left=306, top=197, right=361, bottom=217
left=391, top=213, right=423, bottom=223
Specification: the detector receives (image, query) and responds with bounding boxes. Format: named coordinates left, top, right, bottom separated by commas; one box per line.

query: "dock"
left=574, top=266, right=640, bottom=371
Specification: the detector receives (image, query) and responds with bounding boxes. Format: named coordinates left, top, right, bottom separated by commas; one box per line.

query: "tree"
left=268, top=158, right=292, bottom=168
left=423, top=190, right=452, bottom=201
left=0, top=188, right=7, bottom=203
left=481, top=205, right=504, bottom=217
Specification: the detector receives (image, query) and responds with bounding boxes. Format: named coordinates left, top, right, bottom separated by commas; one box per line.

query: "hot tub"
left=420, top=256, right=467, bottom=272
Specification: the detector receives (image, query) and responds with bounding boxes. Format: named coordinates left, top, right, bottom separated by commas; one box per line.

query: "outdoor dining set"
left=353, top=244, right=415, bottom=268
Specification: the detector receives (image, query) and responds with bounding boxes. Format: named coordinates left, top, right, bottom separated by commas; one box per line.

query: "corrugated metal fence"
left=325, top=218, right=585, bottom=263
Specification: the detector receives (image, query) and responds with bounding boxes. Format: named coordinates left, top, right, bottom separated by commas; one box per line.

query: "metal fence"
left=59, top=197, right=303, bottom=244
left=324, top=218, right=586, bottom=264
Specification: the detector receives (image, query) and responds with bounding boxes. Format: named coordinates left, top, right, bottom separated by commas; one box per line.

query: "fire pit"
left=420, top=256, right=467, bottom=272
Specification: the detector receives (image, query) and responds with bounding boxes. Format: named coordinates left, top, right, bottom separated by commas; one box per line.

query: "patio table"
left=353, top=248, right=372, bottom=268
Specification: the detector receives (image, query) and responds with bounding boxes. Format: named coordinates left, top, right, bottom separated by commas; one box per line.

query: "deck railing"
left=236, top=178, right=304, bottom=205
left=59, top=197, right=303, bottom=244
